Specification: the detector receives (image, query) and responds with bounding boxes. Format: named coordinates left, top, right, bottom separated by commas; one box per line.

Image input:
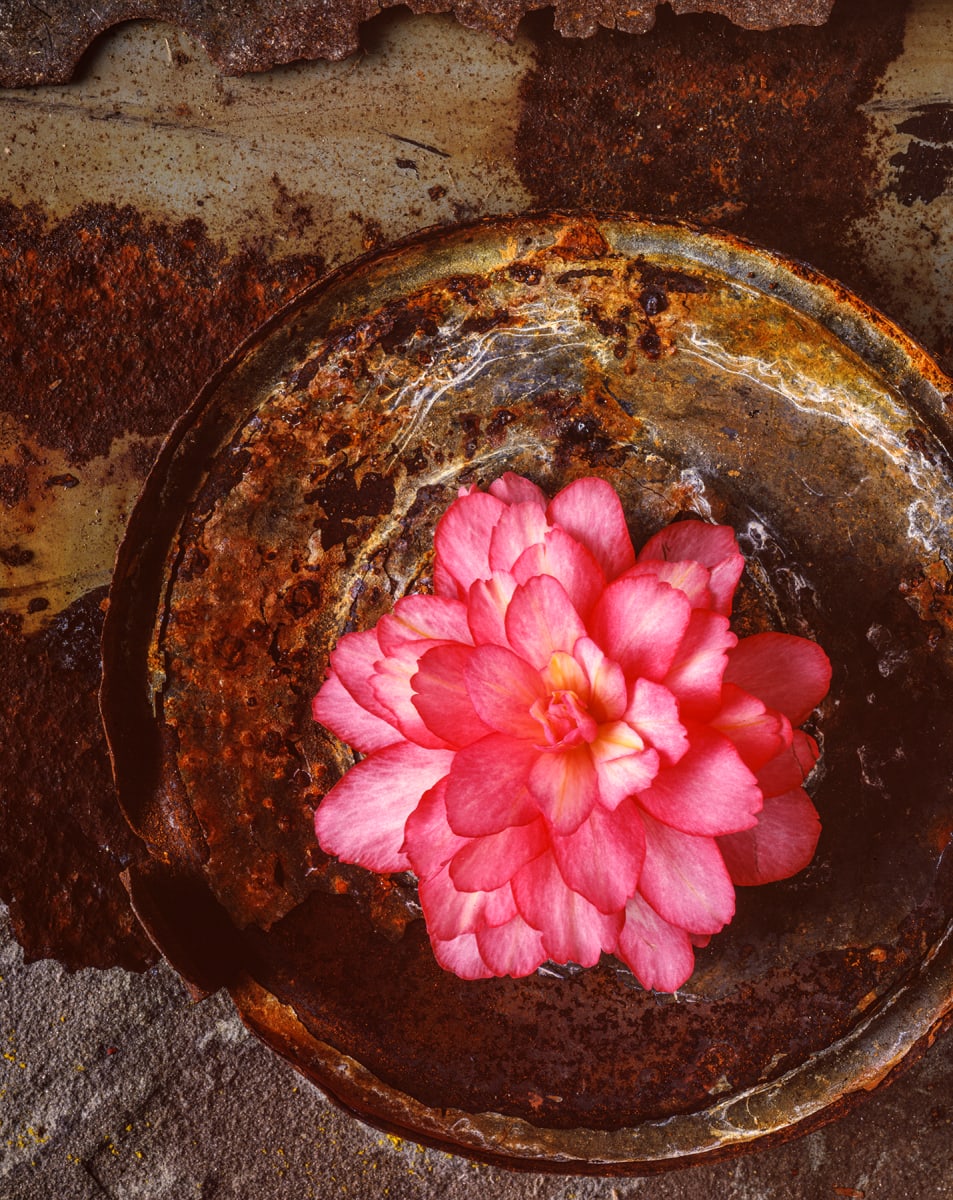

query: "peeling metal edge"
left=0, top=3, right=837, bottom=89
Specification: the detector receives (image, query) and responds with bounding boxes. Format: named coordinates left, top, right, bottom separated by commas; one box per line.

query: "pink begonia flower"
left=312, top=473, right=831, bottom=991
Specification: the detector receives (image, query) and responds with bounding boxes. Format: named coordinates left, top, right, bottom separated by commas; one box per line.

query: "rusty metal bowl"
left=101, top=214, right=953, bottom=1173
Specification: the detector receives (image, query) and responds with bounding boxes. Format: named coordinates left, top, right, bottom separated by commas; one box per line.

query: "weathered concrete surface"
left=2, top=902, right=953, bottom=1199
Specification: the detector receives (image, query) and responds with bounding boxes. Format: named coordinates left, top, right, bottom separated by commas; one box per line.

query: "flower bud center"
left=531, top=689, right=598, bottom=750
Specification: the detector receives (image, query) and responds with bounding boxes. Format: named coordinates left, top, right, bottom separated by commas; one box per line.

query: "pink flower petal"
left=637, top=810, right=735, bottom=934
left=540, top=650, right=590, bottom=700
left=489, top=472, right=548, bottom=508
left=718, top=788, right=821, bottom=886
left=528, top=745, right=599, bottom=835
left=488, top=501, right=551, bottom=574
left=622, top=559, right=713, bottom=610
left=325, top=628, right=394, bottom=726
left=434, top=556, right=460, bottom=600
left=662, top=609, right=737, bottom=719
left=370, top=650, right=450, bottom=749
left=430, top=930, right=493, bottom=979
left=618, top=892, right=696, bottom=992
left=512, top=852, right=622, bottom=966
left=312, top=670, right=401, bottom=754
left=639, top=518, right=737, bottom=568
left=637, top=722, right=762, bottom=836
left=711, top=683, right=792, bottom=773
left=445, top=733, right=540, bottom=837
left=450, top=818, right=550, bottom=892
left=707, top=555, right=747, bottom=617
left=419, top=866, right=494, bottom=938
left=757, top=729, right=820, bottom=797
left=481, top=881, right=520, bottom=927
left=401, top=779, right=463, bottom=880
left=376, top=594, right=472, bottom=655
left=573, top=637, right=627, bottom=722
left=625, top=678, right=689, bottom=764
left=504, top=575, right=588, bottom=670
left=315, top=743, right=454, bottom=872
left=313, top=475, right=829, bottom=987
left=419, top=865, right=518, bottom=939
left=724, top=632, right=832, bottom=725
left=433, top=489, right=507, bottom=597
left=411, top=643, right=494, bottom=749
left=552, top=798, right=646, bottom=913
left=512, top=527, right=607, bottom=617
left=590, top=574, right=691, bottom=681
left=464, top=643, right=545, bottom=738
left=467, top=573, right=518, bottom=646
left=590, top=729, right=660, bottom=809
left=547, top=476, right=636, bottom=581
left=638, top=520, right=744, bottom=615
left=476, top=914, right=548, bottom=977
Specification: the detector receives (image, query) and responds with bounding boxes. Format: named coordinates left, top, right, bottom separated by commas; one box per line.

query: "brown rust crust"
left=0, top=592, right=156, bottom=970
left=0, top=202, right=325, bottom=466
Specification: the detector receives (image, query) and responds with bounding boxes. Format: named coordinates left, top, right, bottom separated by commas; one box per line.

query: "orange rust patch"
left=551, top=223, right=610, bottom=262
left=899, top=561, right=953, bottom=642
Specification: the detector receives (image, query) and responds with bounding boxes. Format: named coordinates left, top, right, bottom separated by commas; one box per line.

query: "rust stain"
left=899, top=560, right=953, bottom=644
left=0, top=590, right=155, bottom=971
left=926, top=817, right=953, bottom=856
left=0, top=202, right=325, bottom=465
left=551, top=222, right=611, bottom=261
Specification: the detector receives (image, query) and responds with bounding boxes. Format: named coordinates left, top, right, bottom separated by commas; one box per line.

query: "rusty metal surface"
left=0, top=588, right=157, bottom=971
left=3, top=2, right=953, bottom=1188
left=0, top=0, right=834, bottom=88
left=101, top=214, right=953, bottom=1170
left=0, top=201, right=325, bottom=969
